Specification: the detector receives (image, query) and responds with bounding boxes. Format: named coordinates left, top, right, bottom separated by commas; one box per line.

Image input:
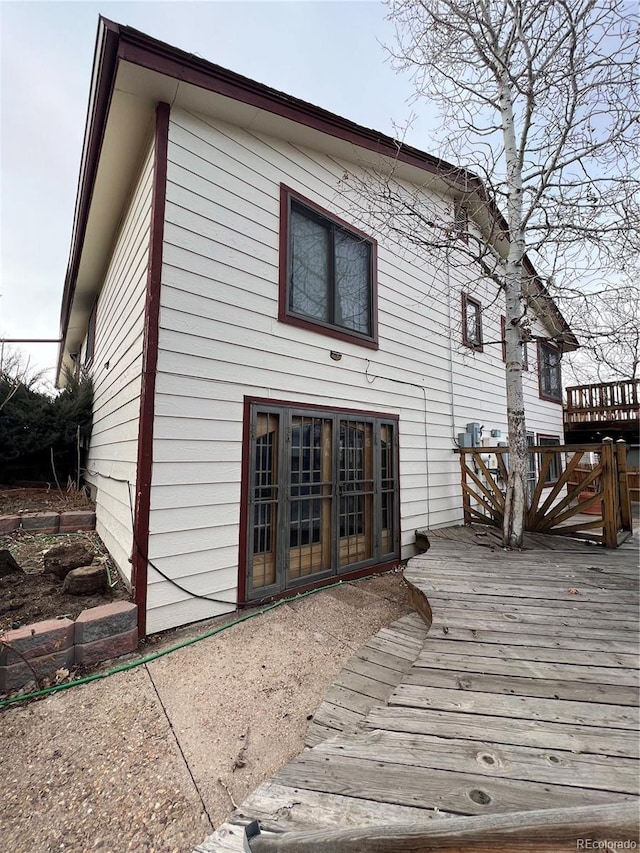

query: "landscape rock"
left=43, top=542, right=94, bottom=580
left=0, top=549, right=22, bottom=577
left=62, top=565, right=107, bottom=595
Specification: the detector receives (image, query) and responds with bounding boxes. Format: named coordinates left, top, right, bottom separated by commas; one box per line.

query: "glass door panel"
left=380, top=423, right=395, bottom=555
left=251, top=412, right=279, bottom=590
left=289, top=416, right=333, bottom=579
left=247, top=404, right=398, bottom=599
left=338, top=420, right=374, bottom=568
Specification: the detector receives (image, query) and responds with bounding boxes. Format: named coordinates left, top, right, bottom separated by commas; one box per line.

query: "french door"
left=246, top=403, right=398, bottom=599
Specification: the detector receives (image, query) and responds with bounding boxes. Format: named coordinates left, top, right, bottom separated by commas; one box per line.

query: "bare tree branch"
left=341, top=0, right=638, bottom=547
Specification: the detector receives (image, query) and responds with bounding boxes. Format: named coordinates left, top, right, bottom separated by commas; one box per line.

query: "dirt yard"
left=0, top=487, right=128, bottom=634
left=0, top=486, right=94, bottom=515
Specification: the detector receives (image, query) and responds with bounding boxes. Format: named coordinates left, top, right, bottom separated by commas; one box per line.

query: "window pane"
left=335, top=231, right=371, bottom=334
left=466, top=301, right=481, bottom=344
left=539, top=436, right=561, bottom=483
left=289, top=207, right=329, bottom=322
left=251, top=412, right=278, bottom=589
left=541, top=344, right=561, bottom=397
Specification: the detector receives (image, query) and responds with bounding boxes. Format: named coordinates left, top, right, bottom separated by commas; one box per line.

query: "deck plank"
left=412, top=651, right=639, bottom=686
left=413, top=639, right=638, bottom=668
left=273, top=752, right=636, bottom=814
left=363, top=706, right=640, bottom=757
left=390, top=684, right=638, bottom=727
left=404, top=667, right=639, bottom=704
left=313, top=730, right=639, bottom=793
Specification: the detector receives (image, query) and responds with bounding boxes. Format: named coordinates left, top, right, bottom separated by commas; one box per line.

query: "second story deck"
left=564, top=379, right=639, bottom=443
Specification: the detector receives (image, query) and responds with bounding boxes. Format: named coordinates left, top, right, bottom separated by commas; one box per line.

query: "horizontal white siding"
left=146, top=108, right=564, bottom=633
left=84, top=138, right=154, bottom=584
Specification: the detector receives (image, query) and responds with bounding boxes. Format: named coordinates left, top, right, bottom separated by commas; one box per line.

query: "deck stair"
left=195, top=525, right=640, bottom=852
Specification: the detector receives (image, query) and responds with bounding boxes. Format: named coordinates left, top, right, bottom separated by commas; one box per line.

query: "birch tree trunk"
left=500, top=75, right=527, bottom=547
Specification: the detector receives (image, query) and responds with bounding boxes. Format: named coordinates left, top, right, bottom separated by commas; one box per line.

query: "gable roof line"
left=59, top=17, right=577, bottom=363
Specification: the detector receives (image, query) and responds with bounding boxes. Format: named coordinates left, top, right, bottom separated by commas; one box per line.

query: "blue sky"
left=0, top=1, right=438, bottom=384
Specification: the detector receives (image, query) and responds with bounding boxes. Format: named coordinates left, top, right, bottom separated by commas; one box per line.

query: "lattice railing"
left=458, top=439, right=633, bottom=547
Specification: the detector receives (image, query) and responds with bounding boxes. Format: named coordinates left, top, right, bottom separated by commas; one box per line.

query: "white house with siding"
left=57, top=19, right=577, bottom=635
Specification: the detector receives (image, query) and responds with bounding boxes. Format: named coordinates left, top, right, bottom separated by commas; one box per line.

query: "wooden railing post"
left=616, top=439, right=633, bottom=534
left=600, top=438, right=618, bottom=548
left=459, top=450, right=471, bottom=525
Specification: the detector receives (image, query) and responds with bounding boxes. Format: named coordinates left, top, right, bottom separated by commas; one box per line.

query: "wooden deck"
left=197, top=524, right=640, bottom=852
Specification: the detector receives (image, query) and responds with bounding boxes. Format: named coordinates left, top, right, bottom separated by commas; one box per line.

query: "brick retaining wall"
left=0, top=602, right=138, bottom=693
left=0, top=510, right=96, bottom=534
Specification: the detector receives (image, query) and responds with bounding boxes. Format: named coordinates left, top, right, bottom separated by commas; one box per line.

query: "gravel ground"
left=0, top=572, right=410, bottom=853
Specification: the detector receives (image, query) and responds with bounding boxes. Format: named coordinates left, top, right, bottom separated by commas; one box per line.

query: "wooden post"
left=459, top=450, right=472, bottom=525
left=616, top=439, right=633, bottom=534
left=600, top=438, right=618, bottom=548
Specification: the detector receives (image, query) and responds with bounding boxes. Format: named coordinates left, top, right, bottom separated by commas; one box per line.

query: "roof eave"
left=57, top=18, right=578, bottom=383
left=57, top=17, right=121, bottom=385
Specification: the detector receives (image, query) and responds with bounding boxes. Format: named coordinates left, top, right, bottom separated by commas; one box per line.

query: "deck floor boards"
left=196, top=524, right=640, bottom=851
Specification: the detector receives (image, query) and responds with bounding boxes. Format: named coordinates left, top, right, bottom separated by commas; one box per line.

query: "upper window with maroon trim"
left=462, top=292, right=483, bottom=351
left=454, top=201, right=469, bottom=243
left=279, top=186, right=378, bottom=348
left=538, top=341, right=562, bottom=402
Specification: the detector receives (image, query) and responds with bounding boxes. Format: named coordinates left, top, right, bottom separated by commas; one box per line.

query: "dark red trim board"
left=236, top=395, right=254, bottom=605
left=132, top=101, right=170, bottom=637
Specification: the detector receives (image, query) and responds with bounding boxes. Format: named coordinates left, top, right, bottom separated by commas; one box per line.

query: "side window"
left=462, top=293, right=483, bottom=351
left=454, top=200, right=469, bottom=243
left=279, top=185, right=377, bottom=348
left=538, top=341, right=562, bottom=401
left=538, top=434, right=562, bottom=484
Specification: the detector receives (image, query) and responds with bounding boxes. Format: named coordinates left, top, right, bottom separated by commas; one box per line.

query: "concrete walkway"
left=0, top=573, right=410, bottom=853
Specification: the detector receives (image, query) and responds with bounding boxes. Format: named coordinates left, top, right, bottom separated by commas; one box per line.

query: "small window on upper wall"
left=84, top=303, right=97, bottom=367
left=278, top=185, right=378, bottom=349
left=462, top=293, right=483, bottom=351
left=454, top=201, right=469, bottom=243
left=538, top=341, right=562, bottom=402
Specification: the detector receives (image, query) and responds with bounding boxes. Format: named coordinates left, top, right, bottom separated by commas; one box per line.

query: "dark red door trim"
left=132, top=101, right=170, bottom=637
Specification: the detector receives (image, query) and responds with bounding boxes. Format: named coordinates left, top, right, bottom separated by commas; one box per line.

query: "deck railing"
left=564, top=378, right=639, bottom=426
left=457, top=438, right=633, bottom=547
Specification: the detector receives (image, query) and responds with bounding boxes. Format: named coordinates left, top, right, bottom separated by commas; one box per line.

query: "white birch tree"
left=344, top=0, right=638, bottom=547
